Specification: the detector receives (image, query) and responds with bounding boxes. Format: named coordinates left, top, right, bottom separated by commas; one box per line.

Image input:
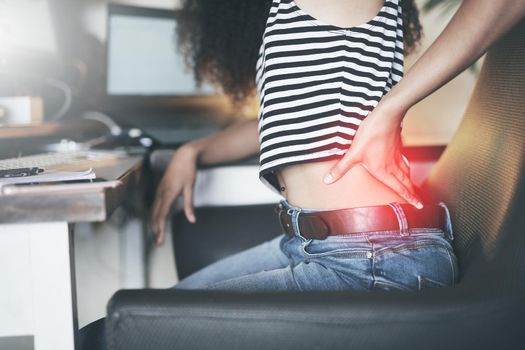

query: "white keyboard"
left=0, top=150, right=124, bottom=170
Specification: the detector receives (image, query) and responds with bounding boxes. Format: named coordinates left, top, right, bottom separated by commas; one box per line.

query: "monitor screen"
left=106, top=4, right=215, bottom=96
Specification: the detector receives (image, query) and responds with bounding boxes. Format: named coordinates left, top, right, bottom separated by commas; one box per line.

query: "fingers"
left=381, top=170, right=423, bottom=209
left=322, top=148, right=421, bottom=209
left=324, top=152, right=361, bottom=184
left=152, top=178, right=175, bottom=245
left=183, top=186, right=196, bottom=223
left=398, top=154, right=411, bottom=175
left=151, top=194, right=162, bottom=239
left=394, top=156, right=419, bottom=205
left=400, top=154, right=410, bottom=167
left=153, top=191, right=173, bottom=245
left=151, top=187, right=165, bottom=242
left=152, top=183, right=196, bottom=246
left=395, top=169, right=418, bottom=199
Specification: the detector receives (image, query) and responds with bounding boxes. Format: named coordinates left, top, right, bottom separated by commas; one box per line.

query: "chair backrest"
left=422, top=19, right=525, bottom=276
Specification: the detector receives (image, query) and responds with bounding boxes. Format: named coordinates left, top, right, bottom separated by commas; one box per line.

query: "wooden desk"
left=0, top=153, right=143, bottom=350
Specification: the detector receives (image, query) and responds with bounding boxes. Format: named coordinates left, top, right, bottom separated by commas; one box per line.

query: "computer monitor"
left=106, top=4, right=215, bottom=97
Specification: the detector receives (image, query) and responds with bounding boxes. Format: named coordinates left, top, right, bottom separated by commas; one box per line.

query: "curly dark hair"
left=178, top=0, right=423, bottom=102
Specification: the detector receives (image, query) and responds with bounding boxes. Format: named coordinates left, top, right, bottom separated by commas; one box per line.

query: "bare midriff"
left=276, top=160, right=408, bottom=210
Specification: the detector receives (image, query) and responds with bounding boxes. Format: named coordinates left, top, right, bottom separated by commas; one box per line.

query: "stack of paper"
left=0, top=168, right=96, bottom=189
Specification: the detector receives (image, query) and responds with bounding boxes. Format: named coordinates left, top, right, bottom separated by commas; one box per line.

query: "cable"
left=82, top=111, right=122, bottom=136
left=44, top=77, right=73, bottom=121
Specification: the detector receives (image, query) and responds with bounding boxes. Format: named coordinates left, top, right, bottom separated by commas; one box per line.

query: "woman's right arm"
left=152, top=118, right=260, bottom=244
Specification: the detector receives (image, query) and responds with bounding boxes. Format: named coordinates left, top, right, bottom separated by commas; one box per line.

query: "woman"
left=80, top=0, right=525, bottom=347
left=150, top=0, right=525, bottom=292
left=154, top=0, right=444, bottom=292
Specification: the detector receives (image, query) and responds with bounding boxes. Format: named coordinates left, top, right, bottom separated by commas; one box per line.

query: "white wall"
left=402, top=1, right=480, bottom=145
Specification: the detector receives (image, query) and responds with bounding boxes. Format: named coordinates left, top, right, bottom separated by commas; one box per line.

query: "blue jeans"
left=176, top=200, right=459, bottom=292
left=78, top=200, right=459, bottom=350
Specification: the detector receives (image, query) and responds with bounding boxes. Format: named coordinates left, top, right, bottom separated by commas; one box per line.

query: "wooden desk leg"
left=0, top=222, right=77, bottom=350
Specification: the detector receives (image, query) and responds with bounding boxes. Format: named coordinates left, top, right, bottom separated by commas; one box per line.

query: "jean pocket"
left=372, top=278, right=413, bottom=292
left=417, top=275, right=449, bottom=290
left=372, top=238, right=458, bottom=291
left=300, top=237, right=371, bottom=258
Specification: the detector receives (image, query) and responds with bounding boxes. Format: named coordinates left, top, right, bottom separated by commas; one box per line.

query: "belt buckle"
left=276, top=204, right=294, bottom=236
left=276, top=204, right=330, bottom=239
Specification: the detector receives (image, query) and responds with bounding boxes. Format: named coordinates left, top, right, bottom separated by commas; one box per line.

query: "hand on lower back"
left=323, top=105, right=423, bottom=209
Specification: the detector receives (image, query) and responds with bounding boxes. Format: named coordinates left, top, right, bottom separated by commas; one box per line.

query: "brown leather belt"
left=276, top=202, right=446, bottom=240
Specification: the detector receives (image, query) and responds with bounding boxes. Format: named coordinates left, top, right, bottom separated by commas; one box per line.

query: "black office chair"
left=105, top=19, right=525, bottom=350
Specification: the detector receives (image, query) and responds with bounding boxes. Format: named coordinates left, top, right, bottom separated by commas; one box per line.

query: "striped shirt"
left=256, top=0, right=404, bottom=193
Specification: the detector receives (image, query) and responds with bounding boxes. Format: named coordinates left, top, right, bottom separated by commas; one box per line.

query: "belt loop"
left=388, top=202, right=410, bottom=237
left=291, top=207, right=305, bottom=239
left=281, top=200, right=305, bottom=239
left=437, top=201, right=455, bottom=241
left=285, top=201, right=308, bottom=240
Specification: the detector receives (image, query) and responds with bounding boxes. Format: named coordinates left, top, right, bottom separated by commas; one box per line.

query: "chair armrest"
left=106, top=288, right=524, bottom=350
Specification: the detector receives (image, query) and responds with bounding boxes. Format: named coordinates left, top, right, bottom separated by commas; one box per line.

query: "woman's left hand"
left=323, top=103, right=424, bottom=209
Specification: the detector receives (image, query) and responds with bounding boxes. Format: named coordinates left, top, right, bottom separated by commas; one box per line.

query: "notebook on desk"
left=0, top=177, right=121, bottom=195
left=0, top=168, right=96, bottom=186
left=0, top=150, right=130, bottom=195
left=0, top=168, right=112, bottom=195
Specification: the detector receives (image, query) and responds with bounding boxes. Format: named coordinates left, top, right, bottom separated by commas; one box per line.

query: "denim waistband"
left=279, top=199, right=455, bottom=241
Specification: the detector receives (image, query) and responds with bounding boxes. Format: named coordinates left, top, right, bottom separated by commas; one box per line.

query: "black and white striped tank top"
left=256, top=0, right=404, bottom=193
